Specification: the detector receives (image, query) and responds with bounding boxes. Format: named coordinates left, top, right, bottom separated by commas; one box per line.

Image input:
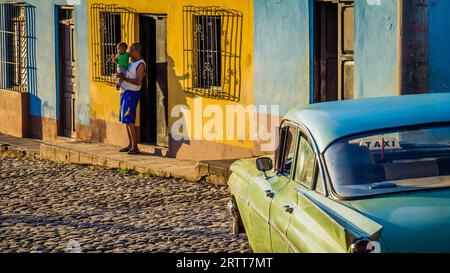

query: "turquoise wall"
left=253, top=0, right=311, bottom=115
left=7, top=0, right=449, bottom=128
left=354, top=0, right=399, bottom=99
left=428, top=0, right=450, bottom=93
left=5, top=0, right=90, bottom=125
left=254, top=0, right=401, bottom=116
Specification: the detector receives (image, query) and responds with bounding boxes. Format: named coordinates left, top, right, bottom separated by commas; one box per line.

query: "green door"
left=285, top=135, right=347, bottom=252
left=268, top=125, right=299, bottom=252
left=245, top=175, right=277, bottom=253
left=270, top=181, right=297, bottom=252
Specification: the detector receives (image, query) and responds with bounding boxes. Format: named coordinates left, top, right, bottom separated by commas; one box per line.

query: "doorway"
left=139, top=14, right=168, bottom=147
left=314, top=0, right=354, bottom=103
left=314, top=1, right=338, bottom=103
left=57, top=6, right=77, bottom=138
left=57, top=6, right=76, bottom=138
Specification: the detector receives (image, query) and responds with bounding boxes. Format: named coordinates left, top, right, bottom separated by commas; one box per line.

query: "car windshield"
left=324, top=125, right=450, bottom=198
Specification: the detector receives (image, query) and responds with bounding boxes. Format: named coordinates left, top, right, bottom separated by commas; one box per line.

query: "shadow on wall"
left=26, top=4, right=41, bottom=138
left=166, top=6, right=245, bottom=159
left=167, top=55, right=191, bottom=158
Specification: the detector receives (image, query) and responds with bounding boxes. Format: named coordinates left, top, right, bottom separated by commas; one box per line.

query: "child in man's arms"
left=111, top=42, right=130, bottom=90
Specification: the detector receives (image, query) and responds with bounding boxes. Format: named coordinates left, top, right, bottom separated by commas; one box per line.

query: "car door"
left=270, top=180, right=298, bottom=252
left=269, top=125, right=299, bottom=253
left=246, top=124, right=296, bottom=252
left=234, top=122, right=296, bottom=253
left=246, top=174, right=283, bottom=253
left=286, top=135, right=348, bottom=253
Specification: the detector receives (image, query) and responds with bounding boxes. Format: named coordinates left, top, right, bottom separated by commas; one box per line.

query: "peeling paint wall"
left=254, top=0, right=401, bottom=113
left=355, top=0, right=399, bottom=99
left=254, top=0, right=311, bottom=116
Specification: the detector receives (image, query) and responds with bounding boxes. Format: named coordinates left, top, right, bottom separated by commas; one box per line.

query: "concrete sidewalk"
left=0, top=133, right=238, bottom=184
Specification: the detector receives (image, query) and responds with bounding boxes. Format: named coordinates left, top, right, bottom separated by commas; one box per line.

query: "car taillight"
left=350, top=238, right=380, bottom=253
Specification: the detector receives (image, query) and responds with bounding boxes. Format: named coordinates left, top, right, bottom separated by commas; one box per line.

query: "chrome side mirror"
left=256, top=157, right=273, bottom=179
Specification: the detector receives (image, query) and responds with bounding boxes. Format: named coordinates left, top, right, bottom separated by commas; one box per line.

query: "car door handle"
left=265, top=190, right=275, bottom=198
left=284, top=205, right=294, bottom=214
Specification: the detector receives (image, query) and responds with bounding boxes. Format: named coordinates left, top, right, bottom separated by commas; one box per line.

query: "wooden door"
left=155, top=16, right=168, bottom=147
left=139, top=15, right=168, bottom=147
left=58, top=7, right=76, bottom=138
left=314, top=0, right=354, bottom=102
left=314, top=1, right=338, bottom=102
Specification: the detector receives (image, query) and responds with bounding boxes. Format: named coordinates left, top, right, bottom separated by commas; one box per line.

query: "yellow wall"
left=87, top=0, right=254, bottom=156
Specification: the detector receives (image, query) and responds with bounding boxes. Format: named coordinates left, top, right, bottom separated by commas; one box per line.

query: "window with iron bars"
left=0, top=2, right=28, bottom=92
left=183, top=6, right=243, bottom=102
left=193, top=16, right=222, bottom=89
left=90, top=4, right=135, bottom=84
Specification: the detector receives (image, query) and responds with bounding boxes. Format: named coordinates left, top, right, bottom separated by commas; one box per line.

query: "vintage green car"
left=228, top=93, right=450, bottom=253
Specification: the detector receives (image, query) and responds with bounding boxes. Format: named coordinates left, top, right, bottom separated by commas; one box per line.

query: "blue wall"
left=254, top=0, right=402, bottom=117
left=73, top=1, right=90, bottom=125
left=428, top=0, right=450, bottom=93
left=5, top=0, right=90, bottom=125
left=354, top=0, right=399, bottom=99
left=253, top=0, right=311, bottom=116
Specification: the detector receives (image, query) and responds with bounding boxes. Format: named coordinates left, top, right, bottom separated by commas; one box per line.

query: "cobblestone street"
left=0, top=157, right=249, bottom=253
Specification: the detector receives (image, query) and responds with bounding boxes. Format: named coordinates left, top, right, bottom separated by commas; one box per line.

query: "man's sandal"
left=127, top=150, right=141, bottom=155
left=119, top=147, right=131, bottom=152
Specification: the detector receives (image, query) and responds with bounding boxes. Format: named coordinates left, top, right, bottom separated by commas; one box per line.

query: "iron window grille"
left=90, top=3, right=135, bottom=84
left=183, top=6, right=243, bottom=102
left=0, top=2, right=29, bottom=92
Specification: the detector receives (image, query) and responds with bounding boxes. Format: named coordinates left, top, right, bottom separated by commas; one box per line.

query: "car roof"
left=284, top=93, right=450, bottom=152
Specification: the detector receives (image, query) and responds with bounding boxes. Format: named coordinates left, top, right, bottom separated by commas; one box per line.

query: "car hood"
left=344, top=189, right=450, bottom=253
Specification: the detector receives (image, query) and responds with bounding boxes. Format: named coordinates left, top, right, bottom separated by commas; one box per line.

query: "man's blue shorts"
left=119, top=90, right=140, bottom=124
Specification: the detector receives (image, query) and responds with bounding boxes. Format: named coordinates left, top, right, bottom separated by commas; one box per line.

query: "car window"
left=281, top=126, right=298, bottom=176
left=294, top=137, right=316, bottom=188
left=325, top=125, right=450, bottom=198
left=315, top=169, right=324, bottom=194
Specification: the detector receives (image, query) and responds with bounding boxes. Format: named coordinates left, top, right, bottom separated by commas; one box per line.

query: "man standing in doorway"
left=117, top=43, right=146, bottom=155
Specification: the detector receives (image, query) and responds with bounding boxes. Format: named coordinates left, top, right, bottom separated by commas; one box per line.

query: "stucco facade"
left=84, top=0, right=256, bottom=161
left=0, top=0, right=90, bottom=140
left=1, top=0, right=450, bottom=161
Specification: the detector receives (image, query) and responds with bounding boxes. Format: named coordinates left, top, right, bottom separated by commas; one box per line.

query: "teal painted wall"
left=354, top=0, right=399, bottom=99
left=429, top=0, right=450, bottom=93
left=254, top=0, right=401, bottom=116
left=254, top=0, right=311, bottom=115
left=5, top=0, right=90, bottom=125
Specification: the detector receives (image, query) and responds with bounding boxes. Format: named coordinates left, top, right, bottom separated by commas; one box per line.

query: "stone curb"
left=197, top=161, right=234, bottom=186
left=39, top=143, right=198, bottom=181
left=1, top=135, right=235, bottom=186
left=0, top=143, right=41, bottom=160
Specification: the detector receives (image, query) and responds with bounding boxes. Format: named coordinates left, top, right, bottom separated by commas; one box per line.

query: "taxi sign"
left=360, top=137, right=402, bottom=151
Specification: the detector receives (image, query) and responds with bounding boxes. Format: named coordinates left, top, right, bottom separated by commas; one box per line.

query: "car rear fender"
left=297, top=188, right=383, bottom=249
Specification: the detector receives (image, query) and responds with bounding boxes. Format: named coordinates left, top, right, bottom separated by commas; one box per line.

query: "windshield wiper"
left=369, top=182, right=398, bottom=190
